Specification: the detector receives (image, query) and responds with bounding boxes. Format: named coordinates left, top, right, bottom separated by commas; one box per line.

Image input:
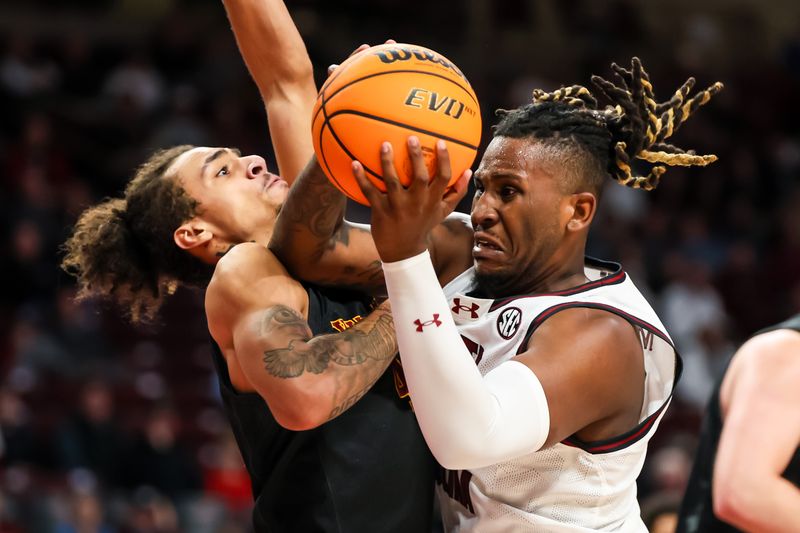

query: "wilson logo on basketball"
left=372, top=46, right=466, bottom=80
left=497, top=307, right=522, bottom=339
left=404, top=88, right=475, bottom=119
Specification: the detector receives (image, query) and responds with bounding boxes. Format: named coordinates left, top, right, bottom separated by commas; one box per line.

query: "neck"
left=475, top=249, right=589, bottom=299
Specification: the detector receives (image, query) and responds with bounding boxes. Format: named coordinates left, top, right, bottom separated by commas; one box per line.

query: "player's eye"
left=216, top=165, right=229, bottom=177
left=500, top=186, right=517, bottom=199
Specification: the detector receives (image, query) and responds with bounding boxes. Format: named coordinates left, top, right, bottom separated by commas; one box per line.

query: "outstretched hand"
left=327, top=39, right=397, bottom=76
left=352, top=136, right=471, bottom=264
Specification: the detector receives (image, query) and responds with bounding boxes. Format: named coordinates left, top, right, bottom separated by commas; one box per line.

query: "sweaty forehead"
left=477, top=137, right=558, bottom=180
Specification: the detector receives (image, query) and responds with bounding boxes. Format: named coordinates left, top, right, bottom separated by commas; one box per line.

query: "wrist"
left=379, top=244, right=429, bottom=265
left=381, top=249, right=432, bottom=271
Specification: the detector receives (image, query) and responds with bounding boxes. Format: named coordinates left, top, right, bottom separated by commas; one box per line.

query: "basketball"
left=311, top=43, right=482, bottom=205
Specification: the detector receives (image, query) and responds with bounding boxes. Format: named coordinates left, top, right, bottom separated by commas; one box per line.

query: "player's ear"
left=174, top=221, right=213, bottom=251
left=566, top=192, right=596, bottom=232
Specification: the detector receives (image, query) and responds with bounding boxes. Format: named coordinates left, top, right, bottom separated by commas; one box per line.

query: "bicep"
left=266, top=91, right=318, bottom=185
left=233, top=304, right=313, bottom=380
left=715, top=340, right=800, bottom=487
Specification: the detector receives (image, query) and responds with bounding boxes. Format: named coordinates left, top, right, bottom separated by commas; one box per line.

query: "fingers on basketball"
left=311, top=43, right=482, bottom=206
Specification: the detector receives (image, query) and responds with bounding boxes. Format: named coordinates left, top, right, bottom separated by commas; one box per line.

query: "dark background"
left=1, top=0, right=799, bottom=531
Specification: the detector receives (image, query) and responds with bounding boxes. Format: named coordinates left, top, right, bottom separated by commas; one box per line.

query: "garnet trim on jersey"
left=489, top=258, right=626, bottom=312
left=515, top=301, right=683, bottom=454
left=561, top=400, right=670, bottom=454
left=517, top=301, right=675, bottom=352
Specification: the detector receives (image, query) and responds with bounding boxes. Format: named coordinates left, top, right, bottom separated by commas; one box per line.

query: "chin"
left=474, top=269, right=514, bottom=298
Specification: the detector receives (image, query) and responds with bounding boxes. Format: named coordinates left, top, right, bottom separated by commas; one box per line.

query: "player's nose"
left=471, top=193, right=499, bottom=229
left=243, top=155, right=268, bottom=179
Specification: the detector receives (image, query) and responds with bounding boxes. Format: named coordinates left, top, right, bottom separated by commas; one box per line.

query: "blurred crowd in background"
left=1, top=0, right=799, bottom=531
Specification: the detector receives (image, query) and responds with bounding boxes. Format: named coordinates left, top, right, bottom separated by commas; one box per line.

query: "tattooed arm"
left=206, top=242, right=397, bottom=430
left=269, top=152, right=475, bottom=293
left=269, top=158, right=386, bottom=292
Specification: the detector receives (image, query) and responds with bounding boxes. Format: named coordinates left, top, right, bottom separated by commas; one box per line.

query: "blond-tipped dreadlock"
left=494, top=57, right=722, bottom=191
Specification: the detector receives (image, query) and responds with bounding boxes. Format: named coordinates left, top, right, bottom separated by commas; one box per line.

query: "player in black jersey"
left=61, top=1, right=437, bottom=531
left=677, top=315, right=800, bottom=532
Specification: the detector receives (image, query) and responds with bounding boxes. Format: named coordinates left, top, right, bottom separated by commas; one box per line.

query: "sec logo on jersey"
left=496, top=307, right=522, bottom=339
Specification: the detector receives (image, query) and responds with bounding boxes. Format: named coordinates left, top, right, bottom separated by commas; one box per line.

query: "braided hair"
left=494, top=57, right=723, bottom=193
left=61, top=145, right=215, bottom=323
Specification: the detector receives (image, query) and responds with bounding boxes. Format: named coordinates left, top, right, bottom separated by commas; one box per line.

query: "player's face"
left=470, top=137, right=574, bottom=296
left=170, top=146, right=288, bottom=245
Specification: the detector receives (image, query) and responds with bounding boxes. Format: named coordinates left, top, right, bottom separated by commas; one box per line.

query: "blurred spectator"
left=8, top=306, right=70, bottom=378
left=121, top=405, right=202, bottom=502
left=200, top=432, right=251, bottom=514
left=55, top=380, right=125, bottom=488
left=120, top=488, right=180, bottom=533
left=660, top=253, right=727, bottom=350
left=640, top=491, right=682, bottom=533
left=53, top=491, right=115, bottom=533
left=102, top=50, right=165, bottom=114
left=674, top=322, right=735, bottom=410
left=0, top=35, right=60, bottom=97
left=0, top=388, right=38, bottom=466
left=54, top=287, right=118, bottom=378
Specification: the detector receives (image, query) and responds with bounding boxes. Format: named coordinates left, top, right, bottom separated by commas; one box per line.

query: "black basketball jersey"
left=676, top=314, right=800, bottom=532
left=210, top=284, right=436, bottom=532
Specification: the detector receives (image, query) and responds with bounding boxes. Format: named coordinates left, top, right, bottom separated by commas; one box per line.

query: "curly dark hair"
left=493, top=57, right=723, bottom=195
left=61, top=145, right=215, bottom=322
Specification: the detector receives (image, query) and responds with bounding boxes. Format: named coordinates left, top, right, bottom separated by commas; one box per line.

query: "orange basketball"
left=311, top=43, right=482, bottom=205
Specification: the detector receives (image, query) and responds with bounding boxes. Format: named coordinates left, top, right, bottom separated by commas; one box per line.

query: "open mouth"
left=473, top=232, right=503, bottom=251
left=473, top=232, right=504, bottom=259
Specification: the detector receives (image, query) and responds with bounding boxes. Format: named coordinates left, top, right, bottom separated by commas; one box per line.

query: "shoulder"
left=211, top=243, right=287, bottom=289
left=526, top=306, right=641, bottom=377
left=729, top=328, right=800, bottom=382
left=206, top=243, right=303, bottom=317
left=435, top=212, right=472, bottom=239
left=535, top=306, right=638, bottom=349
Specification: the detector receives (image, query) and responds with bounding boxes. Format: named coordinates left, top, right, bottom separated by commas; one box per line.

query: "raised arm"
left=269, top=157, right=387, bottom=292
left=206, top=243, right=397, bottom=430
left=712, top=329, right=800, bottom=531
left=223, top=0, right=317, bottom=182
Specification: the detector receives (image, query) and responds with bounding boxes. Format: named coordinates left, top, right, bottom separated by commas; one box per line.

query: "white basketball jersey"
left=437, top=258, right=679, bottom=532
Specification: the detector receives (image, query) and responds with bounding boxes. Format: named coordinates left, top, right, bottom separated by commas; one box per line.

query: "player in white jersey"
left=432, top=258, right=676, bottom=531
left=271, top=58, right=722, bottom=531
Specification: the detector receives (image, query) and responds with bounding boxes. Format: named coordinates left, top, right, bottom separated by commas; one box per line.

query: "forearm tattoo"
left=311, top=259, right=385, bottom=292
left=283, top=164, right=346, bottom=243
left=261, top=305, right=396, bottom=379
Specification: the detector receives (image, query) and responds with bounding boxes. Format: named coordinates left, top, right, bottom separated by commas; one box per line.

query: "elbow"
left=267, top=390, right=330, bottom=431
left=713, top=480, right=761, bottom=529
left=428, top=436, right=494, bottom=471
left=272, top=405, right=327, bottom=432
left=262, top=59, right=315, bottom=99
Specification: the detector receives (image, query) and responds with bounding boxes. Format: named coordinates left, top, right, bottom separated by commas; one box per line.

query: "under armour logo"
left=452, top=298, right=479, bottom=319
left=414, top=314, right=442, bottom=332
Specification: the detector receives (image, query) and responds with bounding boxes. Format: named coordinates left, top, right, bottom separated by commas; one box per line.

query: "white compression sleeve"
left=382, top=250, right=550, bottom=470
